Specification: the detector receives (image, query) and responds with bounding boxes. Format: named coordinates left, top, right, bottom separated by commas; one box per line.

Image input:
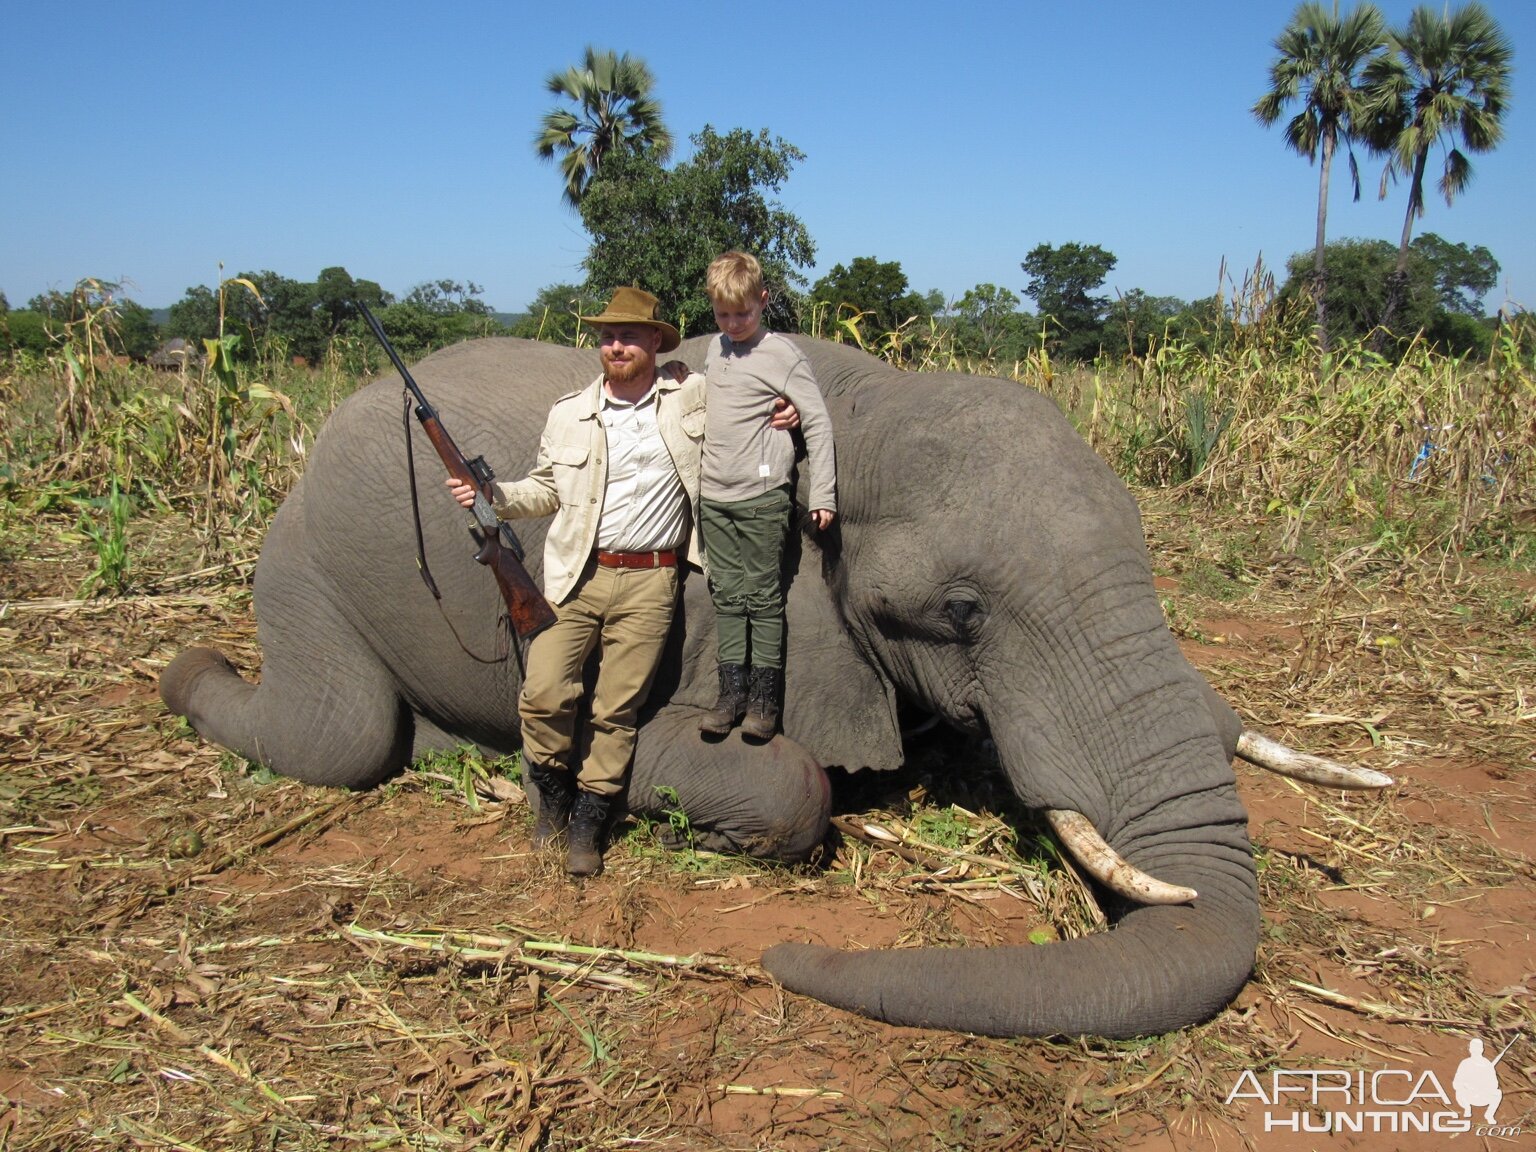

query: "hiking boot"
left=566, top=791, right=613, bottom=877
left=741, top=666, right=782, bottom=741
left=698, top=662, right=748, bottom=736
left=525, top=760, right=575, bottom=849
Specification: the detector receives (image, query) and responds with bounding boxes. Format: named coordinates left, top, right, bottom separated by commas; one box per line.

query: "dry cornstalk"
left=342, top=925, right=648, bottom=992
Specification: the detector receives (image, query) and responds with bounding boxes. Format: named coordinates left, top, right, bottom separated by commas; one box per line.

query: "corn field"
left=3, top=292, right=1531, bottom=600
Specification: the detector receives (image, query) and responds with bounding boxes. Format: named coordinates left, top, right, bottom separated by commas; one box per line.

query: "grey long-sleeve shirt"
left=700, top=330, right=837, bottom=512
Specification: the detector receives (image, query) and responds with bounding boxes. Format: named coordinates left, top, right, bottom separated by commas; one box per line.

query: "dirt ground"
left=2, top=497, right=1533, bottom=1151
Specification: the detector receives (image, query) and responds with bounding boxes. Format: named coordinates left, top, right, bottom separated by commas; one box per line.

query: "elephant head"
left=749, top=341, right=1264, bottom=1038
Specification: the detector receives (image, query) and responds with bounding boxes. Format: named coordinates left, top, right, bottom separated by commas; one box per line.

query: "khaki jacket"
left=491, top=370, right=707, bottom=604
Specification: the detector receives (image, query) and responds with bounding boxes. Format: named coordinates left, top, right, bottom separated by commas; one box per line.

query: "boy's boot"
left=565, top=791, right=613, bottom=877
left=741, top=666, right=782, bottom=741
left=698, top=662, right=749, bottom=735
left=525, top=760, right=576, bottom=849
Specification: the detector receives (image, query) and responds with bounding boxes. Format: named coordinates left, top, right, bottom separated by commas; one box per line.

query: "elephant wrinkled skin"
left=163, top=335, right=1262, bottom=1038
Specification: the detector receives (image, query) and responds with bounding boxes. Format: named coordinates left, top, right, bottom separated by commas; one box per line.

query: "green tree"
left=951, top=283, right=1028, bottom=360
left=24, top=280, right=158, bottom=358
left=510, top=282, right=603, bottom=344
left=1409, top=232, right=1499, bottom=315
left=1104, top=290, right=1192, bottom=359
left=0, top=310, right=51, bottom=356
left=579, top=126, right=816, bottom=334
left=165, top=284, right=220, bottom=345
left=405, top=279, right=492, bottom=316
left=1364, top=2, right=1513, bottom=330
left=114, top=300, right=160, bottom=359
left=1020, top=242, right=1117, bottom=361
left=313, top=267, right=388, bottom=345
left=1253, top=1, right=1391, bottom=345
left=1278, top=237, right=1438, bottom=345
left=809, top=256, right=931, bottom=340
left=535, top=46, right=673, bottom=208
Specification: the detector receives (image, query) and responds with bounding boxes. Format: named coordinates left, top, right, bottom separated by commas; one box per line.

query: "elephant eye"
left=944, top=597, right=986, bottom=644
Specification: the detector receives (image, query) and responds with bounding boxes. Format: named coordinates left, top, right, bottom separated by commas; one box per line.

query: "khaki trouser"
left=519, top=559, right=678, bottom=797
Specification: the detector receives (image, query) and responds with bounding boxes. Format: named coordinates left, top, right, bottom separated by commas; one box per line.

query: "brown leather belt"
left=595, top=549, right=677, bottom=569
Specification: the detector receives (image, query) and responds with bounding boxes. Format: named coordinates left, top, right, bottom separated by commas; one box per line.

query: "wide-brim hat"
left=579, top=286, right=680, bottom=353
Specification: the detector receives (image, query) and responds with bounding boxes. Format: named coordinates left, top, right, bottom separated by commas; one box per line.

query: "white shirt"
left=596, top=384, right=690, bottom=552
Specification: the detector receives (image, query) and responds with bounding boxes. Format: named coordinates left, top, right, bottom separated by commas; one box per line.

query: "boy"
left=698, top=251, right=836, bottom=740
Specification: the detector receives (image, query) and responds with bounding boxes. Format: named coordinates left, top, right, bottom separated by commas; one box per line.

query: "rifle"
left=356, top=301, right=556, bottom=642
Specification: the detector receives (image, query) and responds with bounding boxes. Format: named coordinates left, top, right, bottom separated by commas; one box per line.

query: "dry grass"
left=3, top=492, right=1534, bottom=1149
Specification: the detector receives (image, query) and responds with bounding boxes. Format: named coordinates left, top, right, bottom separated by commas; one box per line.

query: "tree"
left=1364, top=2, right=1512, bottom=331
left=114, top=300, right=160, bottom=359
left=1253, top=2, right=1390, bottom=345
left=510, top=283, right=604, bottom=344
left=950, top=283, right=1028, bottom=361
left=314, top=266, right=388, bottom=345
left=165, top=285, right=220, bottom=345
left=809, top=256, right=931, bottom=340
left=579, top=126, right=816, bottom=334
left=165, top=269, right=391, bottom=363
left=1278, top=237, right=1438, bottom=346
left=23, top=280, right=159, bottom=358
left=535, top=46, right=673, bottom=208
left=405, top=279, right=492, bottom=316
left=1020, top=243, right=1117, bottom=361
left=1409, top=233, right=1499, bottom=315
left=1104, top=290, right=1192, bottom=359
left=0, top=310, right=51, bottom=356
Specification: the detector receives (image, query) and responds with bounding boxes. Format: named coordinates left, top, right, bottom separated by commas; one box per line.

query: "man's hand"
left=770, top=396, right=800, bottom=430
left=809, top=509, right=835, bottom=531
left=446, top=477, right=476, bottom=509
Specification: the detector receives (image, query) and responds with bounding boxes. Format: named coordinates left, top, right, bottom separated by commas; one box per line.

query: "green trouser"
left=700, top=486, right=792, bottom=670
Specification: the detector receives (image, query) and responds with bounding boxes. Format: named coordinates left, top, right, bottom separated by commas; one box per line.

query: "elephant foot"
left=629, top=707, right=831, bottom=861
left=160, top=645, right=241, bottom=721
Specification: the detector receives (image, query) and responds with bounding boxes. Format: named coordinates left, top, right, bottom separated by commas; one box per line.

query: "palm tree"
left=534, top=47, right=673, bottom=209
left=1365, top=3, right=1512, bottom=331
left=1253, top=2, right=1390, bottom=346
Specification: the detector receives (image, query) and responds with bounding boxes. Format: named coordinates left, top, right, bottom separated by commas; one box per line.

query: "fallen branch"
left=1288, top=980, right=1525, bottom=1031
left=717, top=1083, right=844, bottom=1099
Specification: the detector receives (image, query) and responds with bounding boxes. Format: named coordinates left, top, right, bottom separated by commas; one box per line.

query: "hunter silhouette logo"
left=1454, top=1036, right=1514, bottom=1125
left=1227, top=1034, right=1524, bottom=1137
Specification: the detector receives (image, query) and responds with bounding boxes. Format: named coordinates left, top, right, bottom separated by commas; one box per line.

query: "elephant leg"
left=161, top=558, right=409, bottom=788
left=626, top=706, right=831, bottom=861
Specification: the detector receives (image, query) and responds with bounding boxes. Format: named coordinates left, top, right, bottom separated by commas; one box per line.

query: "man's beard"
left=603, top=349, right=654, bottom=385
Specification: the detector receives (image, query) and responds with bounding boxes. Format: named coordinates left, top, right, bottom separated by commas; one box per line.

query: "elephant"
left=162, top=334, right=1386, bottom=1038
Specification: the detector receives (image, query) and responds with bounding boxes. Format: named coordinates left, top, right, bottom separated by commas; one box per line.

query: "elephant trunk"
left=161, top=647, right=263, bottom=758
left=761, top=833, right=1258, bottom=1038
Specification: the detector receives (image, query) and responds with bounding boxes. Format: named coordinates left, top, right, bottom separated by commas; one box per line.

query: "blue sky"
left=2, top=1, right=1530, bottom=318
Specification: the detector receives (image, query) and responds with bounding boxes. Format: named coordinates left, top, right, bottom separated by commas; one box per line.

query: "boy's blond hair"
left=706, top=251, right=764, bottom=307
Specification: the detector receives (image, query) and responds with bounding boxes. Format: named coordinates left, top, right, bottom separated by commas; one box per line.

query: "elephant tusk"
left=1235, top=731, right=1394, bottom=791
left=1044, top=810, right=1198, bottom=906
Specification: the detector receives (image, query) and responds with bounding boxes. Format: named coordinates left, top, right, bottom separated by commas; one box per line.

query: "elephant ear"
left=782, top=531, right=904, bottom=772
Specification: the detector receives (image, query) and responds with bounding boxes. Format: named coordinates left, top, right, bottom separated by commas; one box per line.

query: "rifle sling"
left=401, top=388, right=519, bottom=671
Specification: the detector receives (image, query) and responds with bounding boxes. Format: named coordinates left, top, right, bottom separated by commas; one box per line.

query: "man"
left=447, top=287, right=798, bottom=876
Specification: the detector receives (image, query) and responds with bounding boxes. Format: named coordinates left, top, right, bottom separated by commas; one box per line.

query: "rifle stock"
left=356, top=301, right=556, bottom=642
